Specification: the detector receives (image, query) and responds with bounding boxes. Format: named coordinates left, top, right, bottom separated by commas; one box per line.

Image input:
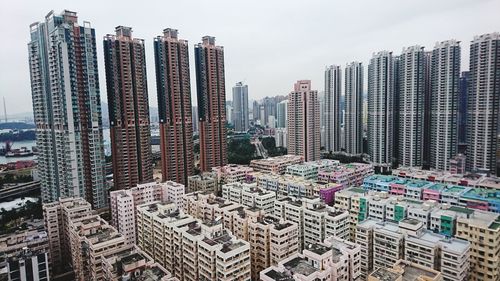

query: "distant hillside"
left=0, top=122, right=35, bottom=130
left=101, top=101, right=159, bottom=126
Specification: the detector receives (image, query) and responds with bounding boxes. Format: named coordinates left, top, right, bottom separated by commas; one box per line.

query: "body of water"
left=0, top=197, right=38, bottom=211
left=0, top=129, right=113, bottom=164
left=0, top=140, right=37, bottom=164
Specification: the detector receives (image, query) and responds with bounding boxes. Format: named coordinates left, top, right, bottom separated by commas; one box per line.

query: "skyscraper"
left=466, top=33, right=500, bottom=175
left=429, top=40, right=460, bottom=171
left=195, top=36, right=227, bottom=171
left=103, top=26, right=153, bottom=189
left=192, top=105, right=199, bottom=133
left=252, top=100, right=260, bottom=121
left=344, top=62, right=364, bottom=155
left=288, top=80, right=320, bottom=161
left=422, top=51, right=432, bottom=170
left=232, top=82, right=249, bottom=132
left=458, top=72, right=469, bottom=144
left=398, top=46, right=425, bottom=167
left=276, top=100, right=288, bottom=128
left=324, top=65, right=342, bottom=152
left=368, top=51, right=395, bottom=172
left=262, top=96, right=277, bottom=127
left=154, top=28, right=194, bottom=184
left=28, top=10, right=106, bottom=208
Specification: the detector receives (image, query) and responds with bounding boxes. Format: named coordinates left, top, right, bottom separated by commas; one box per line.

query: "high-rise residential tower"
left=344, top=62, right=364, bottom=154
left=368, top=51, right=395, bottom=172
left=103, top=26, right=153, bottom=189
left=28, top=10, right=107, bottom=208
left=429, top=40, right=460, bottom=171
left=154, top=28, right=194, bottom=184
left=458, top=71, right=469, bottom=144
left=276, top=99, right=288, bottom=128
left=232, top=82, right=249, bottom=132
left=324, top=65, right=342, bottom=152
left=195, top=36, right=227, bottom=171
left=288, top=80, right=320, bottom=161
left=422, top=51, right=432, bottom=170
left=192, top=105, right=199, bottom=133
left=252, top=100, right=260, bottom=121
left=398, top=46, right=425, bottom=167
left=466, top=33, right=500, bottom=175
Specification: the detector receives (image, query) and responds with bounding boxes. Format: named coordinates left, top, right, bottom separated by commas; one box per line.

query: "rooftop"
left=220, top=241, right=246, bottom=253
left=282, top=256, right=318, bottom=276
left=370, top=268, right=401, bottom=281
left=306, top=243, right=331, bottom=255
left=263, top=269, right=295, bottom=281
left=448, top=206, right=474, bottom=215
left=134, top=265, right=168, bottom=281
left=399, top=262, right=440, bottom=280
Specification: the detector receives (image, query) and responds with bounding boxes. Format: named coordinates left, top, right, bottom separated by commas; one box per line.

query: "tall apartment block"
left=324, top=65, right=342, bottom=152
left=195, top=36, right=228, bottom=171
left=288, top=80, right=321, bottom=161
left=398, top=45, right=425, bottom=167
left=423, top=51, right=432, bottom=169
left=103, top=26, right=153, bottom=189
left=466, top=33, right=500, bottom=175
left=276, top=100, right=288, bottom=128
left=154, top=28, right=194, bottom=184
left=28, top=10, right=106, bottom=208
left=368, top=51, right=395, bottom=172
left=344, top=62, right=364, bottom=154
left=232, top=82, right=249, bottom=132
left=192, top=105, right=199, bottom=133
left=429, top=40, right=460, bottom=171
left=458, top=71, right=468, bottom=144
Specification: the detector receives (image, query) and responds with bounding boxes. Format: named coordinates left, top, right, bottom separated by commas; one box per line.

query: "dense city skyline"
left=1, top=4, right=499, bottom=281
left=1, top=0, right=500, bottom=115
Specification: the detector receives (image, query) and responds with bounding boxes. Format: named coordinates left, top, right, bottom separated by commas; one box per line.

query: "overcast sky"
left=1, top=0, right=499, bottom=115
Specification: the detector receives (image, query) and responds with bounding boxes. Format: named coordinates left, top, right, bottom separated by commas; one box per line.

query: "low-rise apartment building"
left=274, top=197, right=349, bottom=251
left=222, top=182, right=276, bottom=213
left=285, top=159, right=339, bottom=180
left=42, top=197, right=93, bottom=274
left=212, top=164, right=253, bottom=183
left=357, top=218, right=471, bottom=281
left=135, top=201, right=252, bottom=281
left=101, top=246, right=175, bottom=281
left=368, top=259, right=443, bottom=281
left=187, top=172, right=217, bottom=193
left=68, top=215, right=128, bottom=281
left=250, top=155, right=303, bottom=174
left=317, top=162, right=374, bottom=187
left=260, top=240, right=361, bottom=281
left=455, top=211, right=500, bottom=281
left=109, top=181, right=184, bottom=244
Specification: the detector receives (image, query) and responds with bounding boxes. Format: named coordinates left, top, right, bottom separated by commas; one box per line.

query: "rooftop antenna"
left=3, top=97, right=7, bottom=123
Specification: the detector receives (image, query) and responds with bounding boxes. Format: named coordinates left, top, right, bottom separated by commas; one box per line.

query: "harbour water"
left=0, top=140, right=37, bottom=164
left=0, top=129, right=113, bottom=165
